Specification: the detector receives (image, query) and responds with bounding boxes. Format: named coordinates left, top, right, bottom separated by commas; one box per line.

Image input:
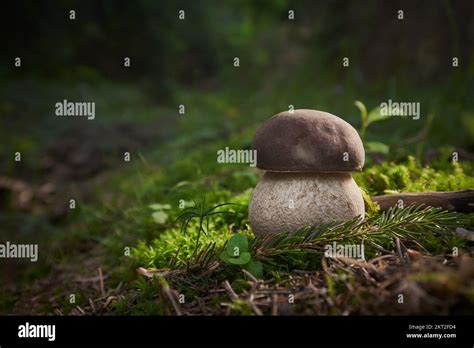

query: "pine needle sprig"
left=176, top=205, right=466, bottom=274
left=175, top=198, right=237, bottom=256
left=251, top=205, right=466, bottom=261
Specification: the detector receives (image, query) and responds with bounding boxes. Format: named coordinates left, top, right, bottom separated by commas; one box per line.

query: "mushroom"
left=249, top=109, right=365, bottom=237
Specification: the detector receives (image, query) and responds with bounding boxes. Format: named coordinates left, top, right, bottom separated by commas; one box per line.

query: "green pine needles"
left=175, top=198, right=238, bottom=256
left=249, top=205, right=466, bottom=269
left=162, top=203, right=467, bottom=278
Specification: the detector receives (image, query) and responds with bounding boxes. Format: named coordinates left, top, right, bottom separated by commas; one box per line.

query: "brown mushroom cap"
left=252, top=109, right=365, bottom=172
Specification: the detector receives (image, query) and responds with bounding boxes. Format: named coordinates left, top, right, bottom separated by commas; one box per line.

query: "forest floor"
left=1, top=78, right=473, bottom=315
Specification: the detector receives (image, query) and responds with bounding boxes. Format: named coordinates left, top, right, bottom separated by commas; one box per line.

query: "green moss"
left=132, top=225, right=232, bottom=268
left=354, top=156, right=474, bottom=195
left=228, top=299, right=254, bottom=315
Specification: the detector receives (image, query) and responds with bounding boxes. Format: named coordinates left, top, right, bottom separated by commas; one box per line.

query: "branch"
left=370, top=189, right=474, bottom=213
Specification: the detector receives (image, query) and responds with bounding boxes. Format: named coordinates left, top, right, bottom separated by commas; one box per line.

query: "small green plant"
left=220, top=234, right=263, bottom=278
left=175, top=198, right=236, bottom=255
left=354, top=100, right=436, bottom=159
left=354, top=100, right=391, bottom=154
left=149, top=203, right=172, bottom=224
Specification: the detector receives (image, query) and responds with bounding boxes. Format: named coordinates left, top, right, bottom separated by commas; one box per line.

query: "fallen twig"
left=223, top=280, right=238, bottom=300
left=370, top=189, right=474, bottom=213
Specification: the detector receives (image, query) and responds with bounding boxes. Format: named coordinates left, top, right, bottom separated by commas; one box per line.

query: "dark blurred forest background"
left=0, top=0, right=473, bottom=314
left=1, top=0, right=473, bottom=166
left=1, top=0, right=474, bottom=265
left=2, top=0, right=474, bottom=82
left=1, top=0, right=474, bottom=240
left=1, top=0, right=473, bottom=162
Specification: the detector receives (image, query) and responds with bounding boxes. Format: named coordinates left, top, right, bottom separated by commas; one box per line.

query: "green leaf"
left=243, top=259, right=263, bottom=278
left=173, top=181, right=192, bottom=189
left=365, top=141, right=390, bottom=154
left=149, top=203, right=172, bottom=210
left=226, top=234, right=249, bottom=256
left=366, top=107, right=391, bottom=126
left=152, top=211, right=169, bottom=224
left=354, top=100, right=368, bottom=124
left=227, top=251, right=251, bottom=265
left=219, top=251, right=232, bottom=263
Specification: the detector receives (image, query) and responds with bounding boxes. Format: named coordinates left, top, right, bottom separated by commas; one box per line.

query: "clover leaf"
left=152, top=210, right=169, bottom=224
left=149, top=203, right=171, bottom=224
left=227, top=251, right=251, bottom=265
left=226, top=234, right=248, bottom=257
left=220, top=234, right=263, bottom=278
left=149, top=203, right=172, bottom=210
left=243, top=259, right=263, bottom=278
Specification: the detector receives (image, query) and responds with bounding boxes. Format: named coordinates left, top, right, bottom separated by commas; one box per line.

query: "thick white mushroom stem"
left=249, top=172, right=365, bottom=237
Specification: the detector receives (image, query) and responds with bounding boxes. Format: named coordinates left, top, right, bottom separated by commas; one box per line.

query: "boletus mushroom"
left=249, top=109, right=365, bottom=237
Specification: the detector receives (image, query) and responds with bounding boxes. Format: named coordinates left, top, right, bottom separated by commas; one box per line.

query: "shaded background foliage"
left=0, top=0, right=474, bottom=316
left=2, top=0, right=473, bottom=83
left=1, top=0, right=473, bottom=216
left=2, top=0, right=473, bottom=146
